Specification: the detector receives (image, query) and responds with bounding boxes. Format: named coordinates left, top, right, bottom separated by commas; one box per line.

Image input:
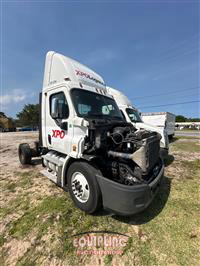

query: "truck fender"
left=61, top=156, right=76, bottom=187
left=61, top=156, right=98, bottom=188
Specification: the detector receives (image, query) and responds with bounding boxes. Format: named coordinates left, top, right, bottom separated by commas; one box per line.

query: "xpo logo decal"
left=52, top=130, right=65, bottom=139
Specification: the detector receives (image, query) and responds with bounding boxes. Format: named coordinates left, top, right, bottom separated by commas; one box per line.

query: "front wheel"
left=67, top=161, right=102, bottom=214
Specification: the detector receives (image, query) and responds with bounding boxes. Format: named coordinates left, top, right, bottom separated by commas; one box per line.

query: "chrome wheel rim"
left=71, top=172, right=90, bottom=203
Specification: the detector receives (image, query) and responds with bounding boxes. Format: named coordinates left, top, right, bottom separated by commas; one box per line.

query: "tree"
left=176, top=115, right=187, bottom=122
left=187, top=118, right=200, bottom=122
left=16, top=104, right=39, bottom=129
left=0, top=112, right=6, bottom=117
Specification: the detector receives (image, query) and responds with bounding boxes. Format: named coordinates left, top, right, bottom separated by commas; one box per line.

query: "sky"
left=0, top=0, right=199, bottom=118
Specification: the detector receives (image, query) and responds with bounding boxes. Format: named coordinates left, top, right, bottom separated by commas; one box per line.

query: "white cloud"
left=0, top=89, right=27, bottom=106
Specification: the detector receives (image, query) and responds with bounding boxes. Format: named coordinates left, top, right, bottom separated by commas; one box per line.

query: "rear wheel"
left=18, top=143, right=32, bottom=165
left=67, top=161, right=102, bottom=213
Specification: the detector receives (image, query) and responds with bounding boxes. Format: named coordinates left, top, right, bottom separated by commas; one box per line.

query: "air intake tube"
left=108, top=145, right=148, bottom=173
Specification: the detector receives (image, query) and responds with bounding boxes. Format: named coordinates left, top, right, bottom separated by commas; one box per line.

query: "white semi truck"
left=18, top=51, right=164, bottom=216
left=106, top=87, right=169, bottom=159
left=141, top=112, right=176, bottom=139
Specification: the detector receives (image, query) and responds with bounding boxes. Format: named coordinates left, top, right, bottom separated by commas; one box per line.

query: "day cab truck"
left=106, top=87, right=169, bottom=159
left=141, top=112, right=176, bottom=139
left=18, top=51, right=164, bottom=216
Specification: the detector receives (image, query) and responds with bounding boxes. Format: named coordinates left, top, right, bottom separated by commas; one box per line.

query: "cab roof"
left=106, top=86, right=133, bottom=107
left=43, top=51, right=106, bottom=91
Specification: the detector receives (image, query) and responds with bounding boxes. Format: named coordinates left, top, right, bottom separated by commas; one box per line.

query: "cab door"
left=45, top=88, right=72, bottom=155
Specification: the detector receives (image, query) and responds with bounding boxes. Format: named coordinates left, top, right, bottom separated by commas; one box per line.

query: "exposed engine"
left=84, top=119, right=162, bottom=185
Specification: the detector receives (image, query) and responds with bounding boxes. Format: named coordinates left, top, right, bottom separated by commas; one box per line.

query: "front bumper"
left=160, top=148, right=169, bottom=160
left=96, top=164, right=164, bottom=216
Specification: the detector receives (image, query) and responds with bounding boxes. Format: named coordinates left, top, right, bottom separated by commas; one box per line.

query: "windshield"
left=126, top=108, right=142, bottom=122
left=71, top=88, right=124, bottom=120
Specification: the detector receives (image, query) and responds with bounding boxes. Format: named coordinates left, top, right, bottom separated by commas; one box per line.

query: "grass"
left=104, top=254, right=113, bottom=265
left=5, top=183, right=17, bottom=193
left=1, top=171, right=35, bottom=194
left=9, top=196, right=70, bottom=238
left=172, top=140, right=200, bottom=153
left=174, top=135, right=200, bottom=140
left=15, top=171, right=35, bottom=188
left=0, top=235, right=5, bottom=247
left=180, top=159, right=200, bottom=179
left=175, top=129, right=200, bottom=132
left=5, top=168, right=199, bottom=266
left=0, top=137, right=200, bottom=265
left=0, top=197, right=30, bottom=219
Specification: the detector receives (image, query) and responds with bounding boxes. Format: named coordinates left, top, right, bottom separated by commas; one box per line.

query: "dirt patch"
left=0, top=132, right=40, bottom=173
left=4, top=238, right=31, bottom=266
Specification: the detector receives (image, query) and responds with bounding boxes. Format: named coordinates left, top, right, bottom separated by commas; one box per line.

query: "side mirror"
left=51, top=98, right=59, bottom=119
left=60, top=122, right=68, bottom=130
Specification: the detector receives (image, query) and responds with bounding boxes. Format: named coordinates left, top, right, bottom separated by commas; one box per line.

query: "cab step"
left=40, top=169, right=58, bottom=184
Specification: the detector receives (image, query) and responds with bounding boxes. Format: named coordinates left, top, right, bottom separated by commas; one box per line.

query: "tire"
left=18, top=143, right=32, bottom=165
left=67, top=161, right=102, bottom=214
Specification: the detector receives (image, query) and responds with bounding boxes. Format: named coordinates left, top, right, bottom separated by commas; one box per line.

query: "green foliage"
left=176, top=115, right=187, bottom=122
left=187, top=117, right=200, bottom=122
left=176, top=115, right=200, bottom=122
left=16, top=104, right=39, bottom=128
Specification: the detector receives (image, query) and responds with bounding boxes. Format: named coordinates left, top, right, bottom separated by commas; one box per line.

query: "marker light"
left=72, top=144, right=77, bottom=152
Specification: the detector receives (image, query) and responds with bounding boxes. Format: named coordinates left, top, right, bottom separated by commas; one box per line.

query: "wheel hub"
left=71, top=172, right=90, bottom=203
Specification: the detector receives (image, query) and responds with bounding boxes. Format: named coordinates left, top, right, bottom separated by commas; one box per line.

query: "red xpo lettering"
left=52, top=130, right=65, bottom=139
left=75, top=69, right=105, bottom=86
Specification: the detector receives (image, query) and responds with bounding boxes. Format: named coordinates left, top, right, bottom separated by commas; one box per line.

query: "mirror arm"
left=60, top=121, right=68, bottom=130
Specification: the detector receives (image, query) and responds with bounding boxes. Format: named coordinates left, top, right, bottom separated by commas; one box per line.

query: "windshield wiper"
left=111, top=116, right=124, bottom=120
left=89, top=113, right=104, bottom=117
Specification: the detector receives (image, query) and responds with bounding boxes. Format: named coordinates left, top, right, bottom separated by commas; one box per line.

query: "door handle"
left=48, top=134, right=51, bottom=144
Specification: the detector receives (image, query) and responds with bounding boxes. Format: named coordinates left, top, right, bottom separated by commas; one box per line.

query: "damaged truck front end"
left=83, top=119, right=164, bottom=215
left=18, top=52, right=165, bottom=216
